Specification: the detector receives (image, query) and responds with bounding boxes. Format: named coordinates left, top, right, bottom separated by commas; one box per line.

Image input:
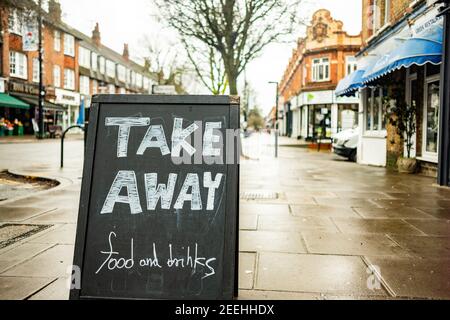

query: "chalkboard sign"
left=70, top=95, right=240, bottom=300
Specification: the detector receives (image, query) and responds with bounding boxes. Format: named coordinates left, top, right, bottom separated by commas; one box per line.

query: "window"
left=136, top=73, right=143, bottom=88
left=64, top=34, right=75, bottom=57
left=79, top=47, right=91, bottom=68
left=53, top=65, right=61, bottom=87
left=423, top=78, right=440, bottom=156
left=32, top=58, right=40, bottom=83
left=106, top=60, right=115, bottom=78
left=92, top=80, right=98, bottom=95
left=143, top=77, right=150, bottom=90
left=126, top=69, right=131, bottom=84
left=372, top=0, right=391, bottom=33
left=99, top=57, right=106, bottom=74
left=9, top=51, right=27, bottom=79
left=312, top=57, right=330, bottom=82
left=364, top=87, right=387, bottom=133
left=117, top=65, right=126, bottom=82
left=8, top=10, right=23, bottom=35
left=91, top=52, right=98, bottom=71
left=54, top=30, right=61, bottom=52
left=345, top=56, right=358, bottom=76
left=80, top=76, right=90, bottom=95
left=64, top=69, right=75, bottom=90
left=131, top=71, right=137, bottom=87
left=108, top=84, right=116, bottom=94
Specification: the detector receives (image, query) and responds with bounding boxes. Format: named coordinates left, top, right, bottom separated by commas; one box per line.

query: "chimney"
left=144, top=58, right=151, bottom=71
left=123, top=43, right=130, bottom=61
left=92, top=23, right=101, bottom=46
left=48, top=0, right=62, bottom=22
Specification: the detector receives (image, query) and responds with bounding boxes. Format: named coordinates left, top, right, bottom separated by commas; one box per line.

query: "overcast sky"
left=59, top=0, right=362, bottom=114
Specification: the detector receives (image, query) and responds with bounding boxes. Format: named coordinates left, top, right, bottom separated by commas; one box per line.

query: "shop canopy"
left=362, top=24, right=443, bottom=84
left=11, top=93, right=66, bottom=111
left=335, top=57, right=378, bottom=97
left=0, top=93, right=30, bottom=110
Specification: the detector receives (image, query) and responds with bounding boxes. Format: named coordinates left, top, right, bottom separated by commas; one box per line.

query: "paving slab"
left=373, top=199, right=450, bottom=209
left=25, top=208, right=78, bottom=224
left=0, top=276, right=54, bottom=300
left=3, top=244, right=74, bottom=278
left=353, top=207, right=435, bottom=219
left=239, top=253, right=256, bottom=290
left=314, top=198, right=379, bottom=208
left=417, top=208, right=450, bottom=220
left=0, top=243, right=53, bottom=273
left=388, top=235, right=450, bottom=259
left=239, top=231, right=306, bottom=254
left=332, top=218, right=425, bottom=236
left=240, top=213, right=258, bottom=230
left=239, top=289, right=321, bottom=300
left=291, top=205, right=362, bottom=218
left=28, top=276, right=69, bottom=300
left=255, top=252, right=387, bottom=296
left=403, top=220, right=450, bottom=237
left=29, top=224, right=76, bottom=245
left=0, top=206, right=56, bottom=222
left=240, top=204, right=290, bottom=216
left=365, top=256, right=450, bottom=299
left=302, top=231, right=411, bottom=257
left=258, top=215, right=338, bottom=233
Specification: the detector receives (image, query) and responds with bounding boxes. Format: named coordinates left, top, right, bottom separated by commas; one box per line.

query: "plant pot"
left=397, top=157, right=418, bottom=174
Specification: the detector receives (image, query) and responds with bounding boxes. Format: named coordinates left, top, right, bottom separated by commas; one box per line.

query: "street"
left=0, top=134, right=449, bottom=300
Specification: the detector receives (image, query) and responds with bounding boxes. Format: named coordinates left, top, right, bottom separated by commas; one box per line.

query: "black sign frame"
left=70, top=95, right=240, bottom=300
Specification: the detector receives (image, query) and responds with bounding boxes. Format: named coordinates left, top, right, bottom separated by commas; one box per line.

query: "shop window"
left=53, top=65, right=61, bottom=88
left=64, top=69, right=75, bottom=90
left=54, top=30, right=61, bottom=52
left=32, top=58, right=39, bottom=83
left=9, top=51, right=27, bottom=79
left=338, top=104, right=359, bottom=131
left=64, top=34, right=75, bottom=57
left=312, top=57, right=330, bottom=82
left=364, top=87, right=387, bottom=133
left=423, top=78, right=440, bottom=156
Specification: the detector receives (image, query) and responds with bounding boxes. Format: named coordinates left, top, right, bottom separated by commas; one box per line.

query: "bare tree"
left=155, top=0, right=305, bottom=95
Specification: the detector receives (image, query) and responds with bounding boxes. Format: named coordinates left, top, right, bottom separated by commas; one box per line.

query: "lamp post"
left=37, top=0, right=44, bottom=139
left=269, top=81, right=279, bottom=158
left=438, top=0, right=450, bottom=186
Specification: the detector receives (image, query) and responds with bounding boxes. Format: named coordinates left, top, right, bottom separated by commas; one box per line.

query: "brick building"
left=279, top=9, right=362, bottom=141
left=0, top=0, right=157, bottom=136
left=336, top=0, right=444, bottom=177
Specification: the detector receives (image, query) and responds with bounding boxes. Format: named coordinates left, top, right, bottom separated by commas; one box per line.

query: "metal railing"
left=61, top=125, right=85, bottom=168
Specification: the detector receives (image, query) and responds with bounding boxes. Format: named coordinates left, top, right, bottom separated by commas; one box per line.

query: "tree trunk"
left=228, top=74, right=238, bottom=95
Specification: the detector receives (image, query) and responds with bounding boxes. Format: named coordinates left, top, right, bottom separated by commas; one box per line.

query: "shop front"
left=54, top=88, right=81, bottom=130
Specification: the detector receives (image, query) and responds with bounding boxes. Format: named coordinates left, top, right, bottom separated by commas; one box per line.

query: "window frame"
left=311, top=57, right=330, bottom=82
left=363, top=87, right=387, bottom=137
left=79, top=47, right=91, bottom=69
left=64, top=33, right=75, bottom=57
left=54, top=30, right=61, bottom=52
left=79, top=75, right=90, bottom=96
left=9, top=51, right=28, bottom=79
left=345, top=56, right=358, bottom=76
left=422, top=74, right=441, bottom=163
left=64, top=68, right=75, bottom=90
left=8, top=10, right=23, bottom=35
left=53, top=65, right=61, bottom=88
left=32, top=57, right=40, bottom=83
left=106, top=60, right=116, bottom=78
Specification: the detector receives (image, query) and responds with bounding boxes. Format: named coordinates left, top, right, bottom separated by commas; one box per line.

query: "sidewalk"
left=1, top=136, right=450, bottom=299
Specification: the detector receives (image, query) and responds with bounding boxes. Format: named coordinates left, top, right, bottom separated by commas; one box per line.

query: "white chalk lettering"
left=203, top=172, right=223, bottom=211
left=144, top=173, right=178, bottom=210
left=96, top=232, right=134, bottom=274
left=171, top=118, right=199, bottom=157
left=101, top=170, right=143, bottom=214
left=203, top=122, right=222, bottom=157
left=174, top=173, right=202, bottom=211
left=105, top=117, right=150, bottom=158
left=137, top=124, right=171, bottom=156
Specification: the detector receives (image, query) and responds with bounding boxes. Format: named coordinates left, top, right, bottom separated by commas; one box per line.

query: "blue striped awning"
left=362, top=24, right=443, bottom=84
left=336, top=69, right=366, bottom=97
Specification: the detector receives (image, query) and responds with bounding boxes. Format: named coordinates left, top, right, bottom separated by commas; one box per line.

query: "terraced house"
left=0, top=0, right=157, bottom=137
left=336, top=0, right=447, bottom=182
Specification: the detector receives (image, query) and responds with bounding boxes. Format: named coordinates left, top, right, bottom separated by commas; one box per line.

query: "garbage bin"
left=18, top=126, right=24, bottom=136
left=0, top=126, right=4, bottom=137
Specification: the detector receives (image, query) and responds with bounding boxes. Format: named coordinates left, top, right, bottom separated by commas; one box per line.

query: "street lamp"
left=268, top=81, right=279, bottom=158
left=37, top=0, right=44, bottom=139
left=438, top=0, right=450, bottom=186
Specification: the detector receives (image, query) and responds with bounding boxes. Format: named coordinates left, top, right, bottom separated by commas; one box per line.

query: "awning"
left=0, top=93, right=30, bottom=109
left=335, top=56, right=378, bottom=97
left=11, top=93, right=66, bottom=111
left=362, top=24, right=443, bottom=84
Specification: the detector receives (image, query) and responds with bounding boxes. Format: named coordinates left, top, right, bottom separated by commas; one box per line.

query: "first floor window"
left=424, top=79, right=440, bottom=154
left=53, top=65, right=61, bottom=87
left=64, top=69, right=75, bottom=90
left=8, top=10, right=23, bottom=35
left=312, top=57, right=330, bottom=82
left=346, top=56, right=358, bottom=76
left=80, top=76, right=90, bottom=95
left=32, top=58, right=40, bottom=83
left=9, top=51, right=27, bottom=79
left=364, top=87, right=387, bottom=133
left=54, top=30, right=61, bottom=52
left=64, top=34, right=75, bottom=57
left=92, top=80, right=98, bottom=95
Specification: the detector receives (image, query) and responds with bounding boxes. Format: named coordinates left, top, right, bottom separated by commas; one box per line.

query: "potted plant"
left=389, top=100, right=418, bottom=174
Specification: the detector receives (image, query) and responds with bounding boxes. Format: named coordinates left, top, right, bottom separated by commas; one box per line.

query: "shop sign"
left=22, top=20, right=39, bottom=51
left=55, top=88, right=81, bottom=106
left=9, top=80, right=39, bottom=95
left=300, top=90, right=333, bottom=105
left=411, top=5, right=444, bottom=37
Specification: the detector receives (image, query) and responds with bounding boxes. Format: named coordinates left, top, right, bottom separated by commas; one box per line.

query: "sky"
left=59, top=0, right=362, bottom=114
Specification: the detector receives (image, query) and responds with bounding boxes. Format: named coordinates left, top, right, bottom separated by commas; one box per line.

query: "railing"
left=61, top=125, right=85, bottom=168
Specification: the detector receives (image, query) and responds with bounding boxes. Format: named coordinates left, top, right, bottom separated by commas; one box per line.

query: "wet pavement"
left=0, top=134, right=449, bottom=299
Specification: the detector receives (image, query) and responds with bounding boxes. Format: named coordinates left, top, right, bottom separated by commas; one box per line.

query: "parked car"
left=332, top=128, right=359, bottom=162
